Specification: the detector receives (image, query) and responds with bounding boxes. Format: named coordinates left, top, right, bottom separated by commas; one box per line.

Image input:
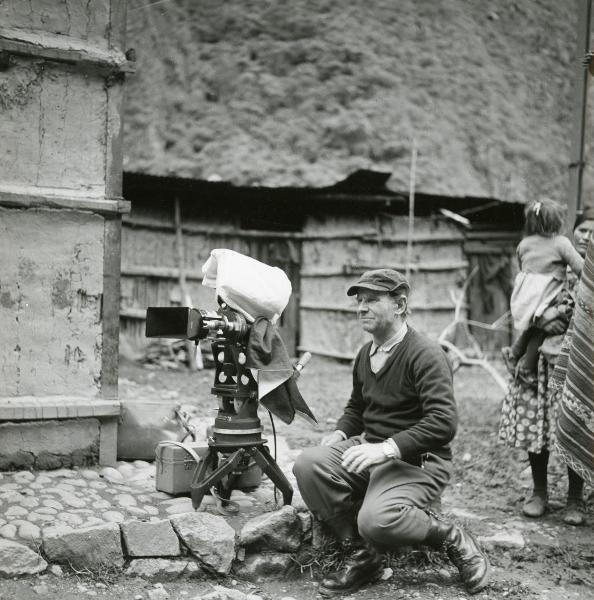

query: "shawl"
left=551, top=238, right=594, bottom=485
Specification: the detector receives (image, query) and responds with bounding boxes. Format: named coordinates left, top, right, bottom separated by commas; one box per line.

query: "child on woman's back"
left=502, top=198, right=584, bottom=382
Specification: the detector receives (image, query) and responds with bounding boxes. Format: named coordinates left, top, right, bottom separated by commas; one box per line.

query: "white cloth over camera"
left=201, top=249, right=292, bottom=323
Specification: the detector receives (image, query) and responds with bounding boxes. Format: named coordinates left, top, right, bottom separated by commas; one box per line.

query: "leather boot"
left=424, top=514, right=489, bottom=594
left=319, top=538, right=384, bottom=597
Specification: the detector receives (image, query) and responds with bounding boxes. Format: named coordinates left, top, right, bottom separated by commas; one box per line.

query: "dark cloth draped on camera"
left=246, top=317, right=317, bottom=425
left=550, top=239, right=594, bottom=486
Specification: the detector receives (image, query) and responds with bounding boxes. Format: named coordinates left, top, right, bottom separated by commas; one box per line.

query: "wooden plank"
left=302, top=261, right=468, bottom=277
left=0, top=397, right=120, bottom=421
left=102, top=216, right=122, bottom=396
left=123, top=245, right=466, bottom=279
left=465, top=231, right=521, bottom=241
left=122, top=219, right=464, bottom=243
left=122, top=219, right=302, bottom=239
left=0, top=189, right=130, bottom=214
left=121, top=265, right=203, bottom=282
left=0, top=32, right=134, bottom=73
left=105, top=65, right=126, bottom=200
left=300, top=302, right=458, bottom=313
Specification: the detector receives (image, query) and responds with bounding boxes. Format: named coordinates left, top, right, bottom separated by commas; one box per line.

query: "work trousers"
left=293, top=437, right=452, bottom=549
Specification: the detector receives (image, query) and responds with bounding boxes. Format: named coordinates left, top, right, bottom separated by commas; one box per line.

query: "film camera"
left=145, top=305, right=297, bottom=511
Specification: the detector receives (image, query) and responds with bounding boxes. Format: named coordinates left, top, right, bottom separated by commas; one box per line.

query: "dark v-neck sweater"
left=336, top=328, right=457, bottom=461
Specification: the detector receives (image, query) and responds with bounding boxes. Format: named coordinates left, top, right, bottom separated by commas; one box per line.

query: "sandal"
left=522, top=494, right=548, bottom=518
left=563, top=500, right=586, bottom=526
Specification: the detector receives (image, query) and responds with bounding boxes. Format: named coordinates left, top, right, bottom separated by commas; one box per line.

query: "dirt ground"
left=3, top=356, right=593, bottom=600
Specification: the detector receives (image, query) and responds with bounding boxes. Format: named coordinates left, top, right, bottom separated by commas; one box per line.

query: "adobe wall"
left=0, top=0, right=130, bottom=466
left=0, top=209, right=104, bottom=397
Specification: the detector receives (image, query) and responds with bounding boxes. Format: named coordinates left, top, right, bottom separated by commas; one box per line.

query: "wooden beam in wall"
left=122, top=219, right=464, bottom=243
left=0, top=189, right=130, bottom=214
left=301, top=261, right=468, bottom=277
left=300, top=302, right=461, bottom=313
left=121, top=265, right=203, bottom=282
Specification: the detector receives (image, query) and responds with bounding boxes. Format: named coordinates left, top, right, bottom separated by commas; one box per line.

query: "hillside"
left=124, top=0, right=578, bottom=202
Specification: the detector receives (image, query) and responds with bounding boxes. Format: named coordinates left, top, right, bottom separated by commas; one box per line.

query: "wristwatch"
left=382, top=439, right=399, bottom=460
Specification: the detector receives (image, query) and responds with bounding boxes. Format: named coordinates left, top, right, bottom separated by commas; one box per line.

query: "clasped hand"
left=341, top=442, right=387, bottom=473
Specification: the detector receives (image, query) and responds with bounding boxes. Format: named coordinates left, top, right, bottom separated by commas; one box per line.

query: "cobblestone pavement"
left=0, top=437, right=303, bottom=548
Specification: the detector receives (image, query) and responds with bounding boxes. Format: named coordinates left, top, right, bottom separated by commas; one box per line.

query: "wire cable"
left=267, top=409, right=279, bottom=505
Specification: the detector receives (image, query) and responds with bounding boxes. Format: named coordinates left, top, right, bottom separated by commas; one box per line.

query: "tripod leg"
left=250, top=446, right=293, bottom=505
left=191, top=449, right=246, bottom=509
left=190, top=448, right=217, bottom=510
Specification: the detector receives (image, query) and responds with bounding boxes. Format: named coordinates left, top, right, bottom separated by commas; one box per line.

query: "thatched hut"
left=120, top=171, right=522, bottom=358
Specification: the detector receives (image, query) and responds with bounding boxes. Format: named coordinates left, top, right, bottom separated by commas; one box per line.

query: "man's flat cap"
left=347, top=268, right=410, bottom=296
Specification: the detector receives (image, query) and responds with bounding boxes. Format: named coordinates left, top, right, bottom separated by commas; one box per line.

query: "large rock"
left=42, top=523, right=124, bottom=570
left=125, top=558, right=202, bottom=580
left=233, top=552, right=294, bottom=581
left=0, top=539, right=47, bottom=577
left=121, top=519, right=181, bottom=557
left=170, top=512, right=235, bottom=575
left=238, top=505, right=302, bottom=552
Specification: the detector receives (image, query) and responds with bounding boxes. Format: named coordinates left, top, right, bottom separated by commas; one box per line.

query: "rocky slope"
left=124, top=0, right=578, bottom=202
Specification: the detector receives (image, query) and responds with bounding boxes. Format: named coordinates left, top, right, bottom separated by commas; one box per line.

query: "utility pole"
left=568, top=0, right=594, bottom=229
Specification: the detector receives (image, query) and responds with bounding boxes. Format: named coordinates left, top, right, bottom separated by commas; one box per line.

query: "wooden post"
left=174, top=198, right=201, bottom=370
left=568, top=0, right=594, bottom=230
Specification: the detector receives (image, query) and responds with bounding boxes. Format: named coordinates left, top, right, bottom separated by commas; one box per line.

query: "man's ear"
left=394, top=294, right=408, bottom=316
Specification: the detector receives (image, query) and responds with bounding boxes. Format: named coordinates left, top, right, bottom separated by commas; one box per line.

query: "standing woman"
left=550, top=231, right=594, bottom=522
left=498, top=209, right=594, bottom=523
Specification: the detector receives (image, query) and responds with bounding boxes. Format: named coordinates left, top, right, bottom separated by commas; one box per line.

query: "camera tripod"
left=189, top=338, right=293, bottom=511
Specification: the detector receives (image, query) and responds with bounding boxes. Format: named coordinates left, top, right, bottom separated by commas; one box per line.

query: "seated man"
left=293, top=269, right=489, bottom=596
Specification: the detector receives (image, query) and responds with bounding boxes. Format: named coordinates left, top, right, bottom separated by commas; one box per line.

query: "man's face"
left=355, top=290, right=400, bottom=336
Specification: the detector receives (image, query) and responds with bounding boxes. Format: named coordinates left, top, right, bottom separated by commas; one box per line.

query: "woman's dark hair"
left=574, top=206, right=594, bottom=230
left=524, top=198, right=565, bottom=236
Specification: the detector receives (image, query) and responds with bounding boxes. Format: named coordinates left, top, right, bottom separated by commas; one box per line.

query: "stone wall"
left=0, top=420, right=100, bottom=471
left=0, top=505, right=316, bottom=582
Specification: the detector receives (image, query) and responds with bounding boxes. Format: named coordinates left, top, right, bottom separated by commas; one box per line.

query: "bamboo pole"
left=567, top=0, right=593, bottom=231
left=406, top=139, right=418, bottom=279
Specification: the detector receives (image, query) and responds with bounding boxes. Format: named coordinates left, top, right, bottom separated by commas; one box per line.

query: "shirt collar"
left=370, top=322, right=408, bottom=355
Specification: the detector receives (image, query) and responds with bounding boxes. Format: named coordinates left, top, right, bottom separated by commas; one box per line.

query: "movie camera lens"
left=145, top=306, right=249, bottom=343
